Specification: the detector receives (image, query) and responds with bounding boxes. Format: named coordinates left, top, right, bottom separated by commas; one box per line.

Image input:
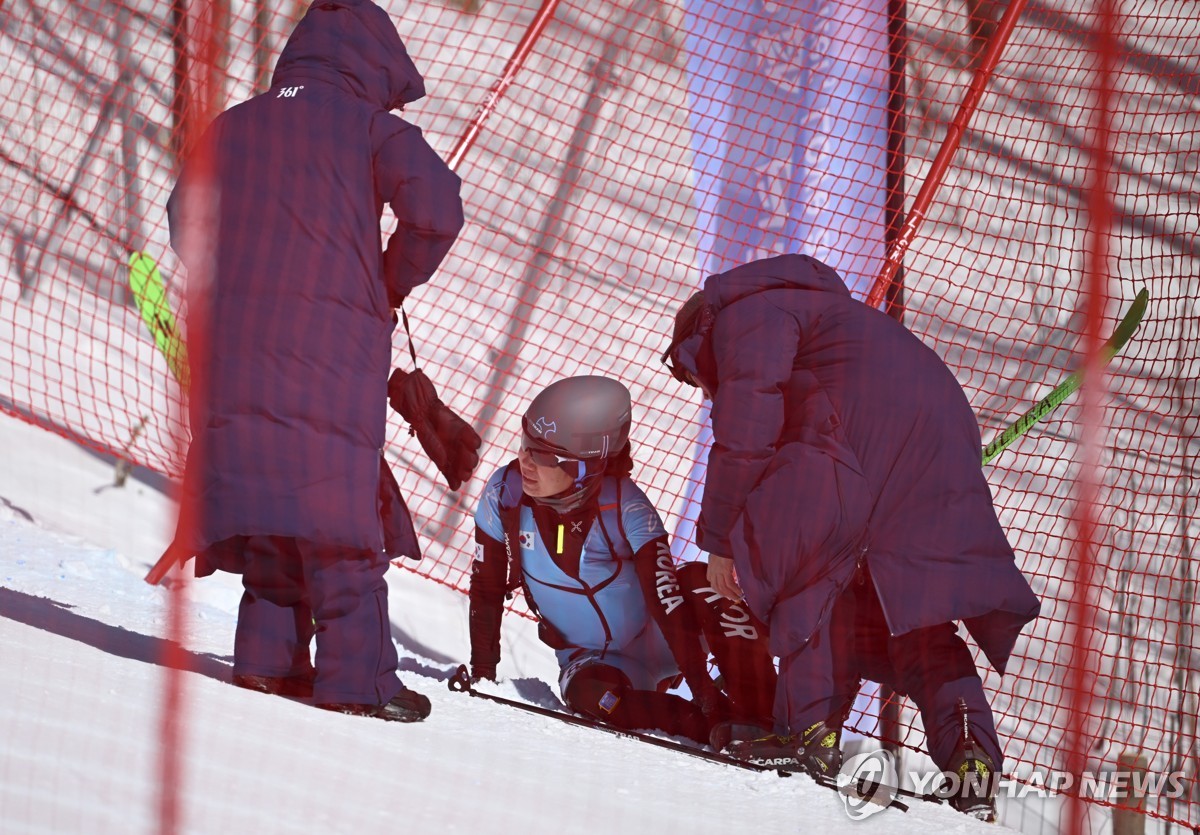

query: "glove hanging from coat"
left=388, top=367, right=482, bottom=491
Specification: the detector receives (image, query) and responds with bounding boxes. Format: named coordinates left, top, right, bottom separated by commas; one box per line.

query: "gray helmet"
left=521, top=375, right=632, bottom=460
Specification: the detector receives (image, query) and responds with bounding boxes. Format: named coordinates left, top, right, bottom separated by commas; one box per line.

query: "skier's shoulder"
left=609, top=477, right=667, bottom=544
left=607, top=475, right=651, bottom=506
left=474, top=462, right=522, bottom=539
left=480, top=461, right=523, bottom=508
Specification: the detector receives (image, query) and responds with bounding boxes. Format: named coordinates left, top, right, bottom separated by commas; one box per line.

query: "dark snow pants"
left=677, top=561, right=778, bottom=725
left=775, top=568, right=1004, bottom=771
left=232, top=535, right=402, bottom=705
left=563, top=661, right=712, bottom=744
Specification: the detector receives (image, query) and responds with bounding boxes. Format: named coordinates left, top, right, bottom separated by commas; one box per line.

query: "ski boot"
left=723, top=720, right=843, bottom=777
left=943, top=700, right=1000, bottom=822
left=709, top=718, right=773, bottom=754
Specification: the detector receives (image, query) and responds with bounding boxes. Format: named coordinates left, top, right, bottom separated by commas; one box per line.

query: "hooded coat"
left=675, top=254, right=1039, bottom=675
left=166, top=0, right=464, bottom=568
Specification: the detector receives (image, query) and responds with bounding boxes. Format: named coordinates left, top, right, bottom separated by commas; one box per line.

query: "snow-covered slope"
left=0, top=408, right=1008, bottom=835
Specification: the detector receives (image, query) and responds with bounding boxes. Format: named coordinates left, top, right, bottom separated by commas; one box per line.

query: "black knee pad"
left=563, top=663, right=632, bottom=719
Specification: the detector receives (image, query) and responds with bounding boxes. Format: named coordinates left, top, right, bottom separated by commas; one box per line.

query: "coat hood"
left=704, top=253, right=851, bottom=313
left=274, top=0, right=425, bottom=110
left=668, top=254, right=851, bottom=394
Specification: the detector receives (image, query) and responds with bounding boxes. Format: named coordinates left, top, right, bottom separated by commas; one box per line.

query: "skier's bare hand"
left=707, top=554, right=742, bottom=603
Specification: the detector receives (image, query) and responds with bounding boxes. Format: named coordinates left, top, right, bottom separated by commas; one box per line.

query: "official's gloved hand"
left=388, top=368, right=482, bottom=491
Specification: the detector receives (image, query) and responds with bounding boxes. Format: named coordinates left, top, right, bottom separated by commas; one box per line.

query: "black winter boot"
left=318, top=685, right=431, bottom=723
left=233, top=673, right=314, bottom=699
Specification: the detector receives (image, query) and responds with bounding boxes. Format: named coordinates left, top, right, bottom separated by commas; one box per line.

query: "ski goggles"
left=520, top=433, right=581, bottom=469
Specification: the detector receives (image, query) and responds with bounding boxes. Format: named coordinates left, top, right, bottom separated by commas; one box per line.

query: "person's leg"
left=888, top=622, right=1001, bottom=819
left=887, top=624, right=1001, bottom=769
left=562, top=659, right=710, bottom=745
left=234, top=536, right=316, bottom=687
left=774, top=587, right=861, bottom=737
left=721, top=587, right=860, bottom=773
left=677, top=561, right=777, bottom=725
left=839, top=571, right=897, bottom=754
left=725, top=620, right=849, bottom=774
left=299, top=541, right=403, bottom=707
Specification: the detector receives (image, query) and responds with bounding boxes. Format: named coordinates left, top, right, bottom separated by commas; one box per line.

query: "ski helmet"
left=520, top=376, right=632, bottom=513
left=521, top=375, right=632, bottom=462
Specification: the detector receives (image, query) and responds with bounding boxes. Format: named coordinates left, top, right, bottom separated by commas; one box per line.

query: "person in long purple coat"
left=661, top=253, right=1040, bottom=819
left=165, top=0, right=464, bottom=721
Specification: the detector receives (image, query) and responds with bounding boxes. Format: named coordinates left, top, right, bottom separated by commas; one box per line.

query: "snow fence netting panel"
left=0, top=1, right=1196, bottom=831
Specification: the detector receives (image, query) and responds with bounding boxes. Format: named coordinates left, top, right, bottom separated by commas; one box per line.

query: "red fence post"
left=864, top=0, right=1029, bottom=312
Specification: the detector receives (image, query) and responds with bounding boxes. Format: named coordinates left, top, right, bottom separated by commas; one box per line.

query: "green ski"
left=129, top=251, right=190, bottom=390
left=982, top=288, right=1149, bottom=465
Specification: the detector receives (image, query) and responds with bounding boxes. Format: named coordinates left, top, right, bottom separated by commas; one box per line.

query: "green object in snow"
left=129, top=251, right=189, bottom=390
left=981, top=288, right=1149, bottom=465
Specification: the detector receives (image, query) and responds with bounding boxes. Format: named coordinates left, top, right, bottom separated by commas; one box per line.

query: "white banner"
left=677, top=0, right=895, bottom=735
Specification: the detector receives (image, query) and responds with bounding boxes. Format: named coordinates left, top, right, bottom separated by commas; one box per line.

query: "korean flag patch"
left=519, top=530, right=535, bottom=550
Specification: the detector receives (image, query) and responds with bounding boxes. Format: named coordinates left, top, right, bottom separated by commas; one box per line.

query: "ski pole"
left=447, top=665, right=775, bottom=771
left=450, top=667, right=948, bottom=809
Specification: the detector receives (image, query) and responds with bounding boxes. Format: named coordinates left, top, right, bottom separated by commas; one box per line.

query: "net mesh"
left=1, top=0, right=1196, bottom=829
